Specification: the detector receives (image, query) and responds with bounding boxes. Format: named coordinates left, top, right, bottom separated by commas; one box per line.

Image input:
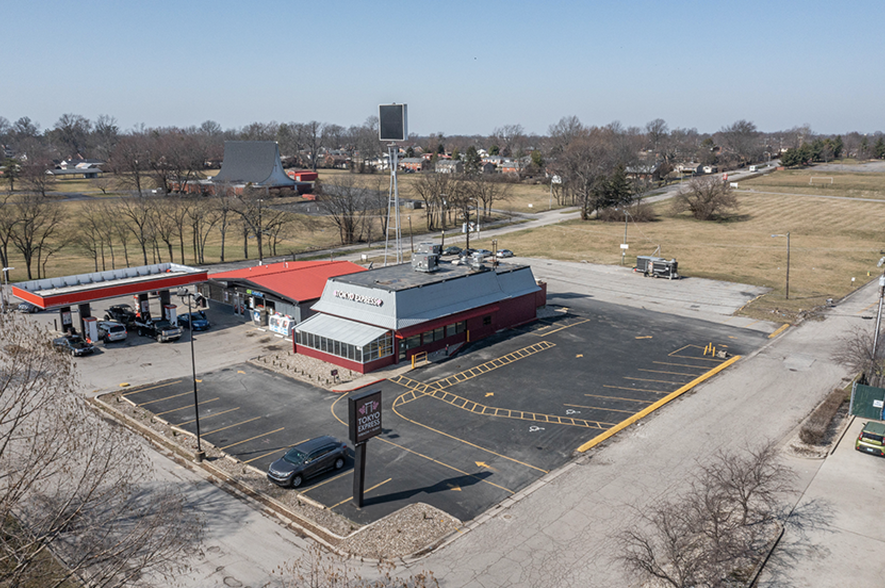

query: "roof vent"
left=411, top=252, right=440, bottom=273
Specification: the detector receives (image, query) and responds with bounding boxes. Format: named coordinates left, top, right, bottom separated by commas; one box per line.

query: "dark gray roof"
left=211, top=141, right=296, bottom=187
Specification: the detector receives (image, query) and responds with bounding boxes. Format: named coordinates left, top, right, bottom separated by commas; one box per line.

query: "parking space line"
left=584, top=393, right=653, bottom=404
left=564, top=403, right=639, bottom=415
left=393, top=383, right=612, bottom=429
left=652, top=361, right=714, bottom=370
left=329, top=478, right=392, bottom=509
left=189, top=406, right=241, bottom=422
left=201, top=416, right=262, bottom=435
left=603, top=384, right=667, bottom=394
left=377, top=437, right=515, bottom=494
left=637, top=368, right=701, bottom=377
left=155, top=397, right=220, bottom=416
left=301, top=469, right=351, bottom=493
left=857, top=301, right=878, bottom=314
left=122, top=380, right=183, bottom=397
left=578, top=355, right=742, bottom=453
left=623, top=376, right=686, bottom=386
left=531, top=318, right=591, bottom=336
left=668, top=344, right=726, bottom=362
left=243, top=437, right=312, bottom=464
left=137, top=390, right=203, bottom=407
left=220, top=427, right=285, bottom=451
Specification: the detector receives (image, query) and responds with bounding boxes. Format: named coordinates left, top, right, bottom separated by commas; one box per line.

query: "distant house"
left=400, top=158, right=426, bottom=172
left=499, top=159, right=520, bottom=175
left=46, top=164, right=104, bottom=179
left=59, top=158, right=105, bottom=170
left=625, top=162, right=666, bottom=181
left=435, top=160, right=463, bottom=174
left=674, top=162, right=703, bottom=176
left=481, top=162, right=497, bottom=174
left=702, top=165, right=719, bottom=174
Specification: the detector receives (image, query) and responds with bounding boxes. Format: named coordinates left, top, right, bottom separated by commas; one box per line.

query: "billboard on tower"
left=378, top=104, right=408, bottom=142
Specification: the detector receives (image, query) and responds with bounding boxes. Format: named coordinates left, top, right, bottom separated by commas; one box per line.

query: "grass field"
left=739, top=166, right=885, bottom=200
left=459, top=178, right=885, bottom=322
left=8, top=166, right=884, bottom=323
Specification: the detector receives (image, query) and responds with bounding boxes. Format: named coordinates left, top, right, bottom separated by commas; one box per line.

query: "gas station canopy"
left=12, top=263, right=208, bottom=310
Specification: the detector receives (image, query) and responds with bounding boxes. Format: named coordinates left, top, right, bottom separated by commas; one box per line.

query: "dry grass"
left=740, top=168, right=885, bottom=200
left=463, top=188, right=885, bottom=321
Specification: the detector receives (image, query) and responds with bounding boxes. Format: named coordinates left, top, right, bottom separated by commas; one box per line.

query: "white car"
left=497, top=249, right=514, bottom=258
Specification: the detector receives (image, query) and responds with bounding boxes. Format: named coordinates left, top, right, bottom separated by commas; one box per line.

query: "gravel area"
left=248, top=347, right=362, bottom=391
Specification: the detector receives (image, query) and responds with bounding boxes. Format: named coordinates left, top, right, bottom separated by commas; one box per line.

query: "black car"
left=105, top=304, right=136, bottom=325
left=442, top=246, right=462, bottom=256
left=177, top=311, right=210, bottom=331
left=52, top=334, right=95, bottom=357
left=267, top=436, right=348, bottom=488
left=16, top=302, right=42, bottom=314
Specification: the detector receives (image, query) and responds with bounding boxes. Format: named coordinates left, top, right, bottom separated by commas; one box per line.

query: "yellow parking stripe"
left=602, top=384, right=667, bottom=394
left=578, top=355, right=741, bottom=453
left=155, top=397, right=219, bottom=416
left=330, top=478, right=392, bottom=509
left=564, top=403, right=637, bottom=415
left=243, top=437, right=312, bottom=464
left=201, top=416, right=262, bottom=436
left=220, top=427, right=285, bottom=451
left=623, top=376, right=686, bottom=385
left=584, top=393, right=653, bottom=403
left=768, top=323, right=789, bottom=338
left=652, top=361, right=712, bottom=370
left=137, top=390, right=197, bottom=406
left=122, top=380, right=183, bottom=396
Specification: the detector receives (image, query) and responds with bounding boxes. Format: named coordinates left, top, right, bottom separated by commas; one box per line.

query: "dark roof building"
left=295, top=253, right=546, bottom=373
left=211, top=141, right=297, bottom=188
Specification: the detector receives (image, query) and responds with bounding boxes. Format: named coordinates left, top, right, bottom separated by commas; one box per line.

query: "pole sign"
left=348, top=389, right=382, bottom=445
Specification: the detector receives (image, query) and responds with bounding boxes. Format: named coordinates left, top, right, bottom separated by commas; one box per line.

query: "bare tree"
left=118, top=195, right=156, bottom=265
left=302, top=121, right=325, bottom=172
left=319, top=175, right=374, bottom=245
left=671, top=176, right=738, bottom=221
left=619, top=443, right=797, bottom=588
left=0, top=313, right=203, bottom=587
left=8, top=193, right=65, bottom=279
left=832, top=327, right=885, bottom=386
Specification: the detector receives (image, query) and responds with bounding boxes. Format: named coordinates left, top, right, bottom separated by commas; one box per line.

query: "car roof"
left=863, top=421, right=885, bottom=435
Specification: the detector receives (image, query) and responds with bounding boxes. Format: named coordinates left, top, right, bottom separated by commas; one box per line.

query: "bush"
left=799, top=387, right=848, bottom=445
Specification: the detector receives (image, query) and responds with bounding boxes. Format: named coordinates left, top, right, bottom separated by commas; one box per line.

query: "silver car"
left=97, top=320, right=127, bottom=343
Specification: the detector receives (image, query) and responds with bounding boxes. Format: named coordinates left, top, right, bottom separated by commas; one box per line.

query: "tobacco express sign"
left=333, top=289, right=383, bottom=307
left=348, top=389, right=382, bottom=444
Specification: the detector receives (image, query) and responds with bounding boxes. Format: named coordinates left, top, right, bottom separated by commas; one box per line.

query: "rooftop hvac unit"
left=416, top=242, right=441, bottom=255
left=411, top=253, right=439, bottom=273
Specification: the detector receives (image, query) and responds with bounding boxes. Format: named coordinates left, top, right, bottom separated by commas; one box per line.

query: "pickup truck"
left=135, top=318, right=182, bottom=343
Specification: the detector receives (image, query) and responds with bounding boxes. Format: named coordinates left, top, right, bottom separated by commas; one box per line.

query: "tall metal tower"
left=379, top=104, right=408, bottom=266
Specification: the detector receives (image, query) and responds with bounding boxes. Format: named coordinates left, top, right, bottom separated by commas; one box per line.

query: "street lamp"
left=1, top=267, right=13, bottom=312
left=771, top=232, right=790, bottom=300
left=177, top=287, right=205, bottom=462
left=620, top=209, right=632, bottom=266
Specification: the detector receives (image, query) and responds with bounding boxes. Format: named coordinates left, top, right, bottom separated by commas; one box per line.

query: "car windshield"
left=283, top=449, right=307, bottom=465
left=70, top=339, right=88, bottom=348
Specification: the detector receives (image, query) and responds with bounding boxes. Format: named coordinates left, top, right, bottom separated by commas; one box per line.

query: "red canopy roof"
left=210, top=260, right=365, bottom=303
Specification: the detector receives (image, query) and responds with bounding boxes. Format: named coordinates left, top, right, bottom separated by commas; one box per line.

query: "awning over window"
left=296, top=313, right=389, bottom=347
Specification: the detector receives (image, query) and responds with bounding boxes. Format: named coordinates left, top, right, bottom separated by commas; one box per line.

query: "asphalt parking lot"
left=122, top=297, right=769, bottom=525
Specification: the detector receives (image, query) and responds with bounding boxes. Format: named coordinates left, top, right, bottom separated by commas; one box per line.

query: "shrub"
left=597, top=201, right=656, bottom=223
left=799, top=387, right=848, bottom=445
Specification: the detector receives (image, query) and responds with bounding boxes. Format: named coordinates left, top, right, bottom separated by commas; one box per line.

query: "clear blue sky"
left=4, top=1, right=883, bottom=137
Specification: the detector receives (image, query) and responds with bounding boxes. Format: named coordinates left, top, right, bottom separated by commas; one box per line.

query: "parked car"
left=97, top=320, right=127, bottom=343
left=52, top=334, right=95, bottom=357
left=16, top=302, right=42, bottom=314
left=496, top=249, right=514, bottom=258
left=135, top=318, right=182, bottom=343
left=474, top=248, right=493, bottom=259
left=177, top=310, right=210, bottom=331
left=458, top=248, right=477, bottom=258
left=855, top=421, right=885, bottom=457
left=267, top=436, right=348, bottom=488
left=442, top=246, right=462, bottom=256
left=105, top=304, right=136, bottom=325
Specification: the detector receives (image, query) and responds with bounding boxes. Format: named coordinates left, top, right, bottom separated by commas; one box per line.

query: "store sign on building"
left=247, top=289, right=264, bottom=298
left=348, top=389, right=382, bottom=444
left=333, top=289, right=383, bottom=307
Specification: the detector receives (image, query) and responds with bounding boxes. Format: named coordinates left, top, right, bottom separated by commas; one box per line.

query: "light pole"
left=620, top=209, right=631, bottom=266
left=771, top=232, right=790, bottom=300
left=1, top=267, right=13, bottom=312
left=177, top=287, right=204, bottom=462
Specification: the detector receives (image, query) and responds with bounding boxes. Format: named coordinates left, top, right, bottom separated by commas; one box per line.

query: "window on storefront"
left=483, top=316, right=492, bottom=326
left=433, top=326, right=445, bottom=341
left=296, top=330, right=392, bottom=365
left=451, top=321, right=466, bottom=335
